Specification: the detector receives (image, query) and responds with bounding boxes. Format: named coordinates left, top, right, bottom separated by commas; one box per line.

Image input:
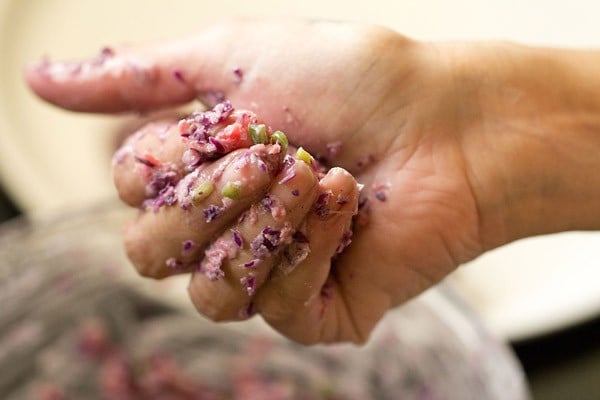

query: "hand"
left=26, top=19, right=600, bottom=344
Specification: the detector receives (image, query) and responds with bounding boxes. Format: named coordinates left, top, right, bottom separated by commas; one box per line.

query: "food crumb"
left=203, top=204, right=222, bottom=223
left=372, top=182, right=391, bottom=202
left=232, top=229, right=244, bottom=248
left=172, top=68, right=185, bottom=83
left=241, top=259, right=260, bottom=269
left=233, top=67, right=243, bottom=84
left=182, top=240, right=197, bottom=255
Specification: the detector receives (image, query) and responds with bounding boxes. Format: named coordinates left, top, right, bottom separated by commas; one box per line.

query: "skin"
left=26, top=19, right=600, bottom=345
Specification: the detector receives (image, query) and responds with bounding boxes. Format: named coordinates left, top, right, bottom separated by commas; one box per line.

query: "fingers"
left=112, top=119, right=187, bottom=206
left=124, top=145, right=284, bottom=279
left=253, top=168, right=361, bottom=343
left=25, top=36, right=215, bottom=112
left=187, top=159, right=318, bottom=321
left=25, top=22, right=261, bottom=113
left=114, top=106, right=262, bottom=207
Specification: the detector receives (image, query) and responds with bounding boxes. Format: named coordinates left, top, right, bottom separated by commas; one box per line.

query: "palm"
left=215, top=23, right=483, bottom=341
left=27, top=19, right=484, bottom=344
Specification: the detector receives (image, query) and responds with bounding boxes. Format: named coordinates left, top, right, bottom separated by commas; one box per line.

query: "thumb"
left=24, top=29, right=235, bottom=113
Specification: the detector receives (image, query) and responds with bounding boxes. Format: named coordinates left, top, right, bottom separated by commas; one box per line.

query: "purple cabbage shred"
left=250, top=226, right=282, bottom=258
left=203, top=205, right=222, bottom=223
left=208, top=137, right=225, bottom=153
left=278, top=170, right=296, bottom=185
left=241, top=259, right=260, bottom=269
left=260, top=196, right=274, bottom=212
left=232, top=230, right=244, bottom=248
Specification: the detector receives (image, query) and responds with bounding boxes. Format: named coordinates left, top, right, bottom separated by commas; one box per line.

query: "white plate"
left=449, top=232, right=600, bottom=341
left=1, top=0, right=599, bottom=341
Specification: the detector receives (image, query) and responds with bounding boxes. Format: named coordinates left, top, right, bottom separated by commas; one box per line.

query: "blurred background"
left=1, top=0, right=599, bottom=398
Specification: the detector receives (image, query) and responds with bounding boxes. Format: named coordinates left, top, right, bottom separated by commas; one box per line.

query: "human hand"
left=26, top=19, right=600, bottom=344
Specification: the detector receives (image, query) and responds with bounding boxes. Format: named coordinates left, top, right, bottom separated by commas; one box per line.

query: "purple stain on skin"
left=292, top=230, right=309, bottom=244
left=100, top=46, right=114, bottom=57
left=239, top=301, right=255, bottom=319
left=245, top=302, right=255, bottom=317
left=336, top=194, right=349, bottom=205
left=232, top=229, right=244, bottom=248
left=315, top=191, right=332, bottom=219
left=320, top=282, right=334, bottom=299
left=232, top=67, right=243, bottom=83
left=372, top=182, right=390, bottom=202
left=203, top=204, right=222, bottom=223
left=375, top=191, right=387, bottom=202
left=172, top=68, right=185, bottom=83
left=291, top=189, right=300, bottom=197
left=182, top=240, right=197, bottom=255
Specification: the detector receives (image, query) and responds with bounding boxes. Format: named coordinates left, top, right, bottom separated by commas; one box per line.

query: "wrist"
left=449, top=42, right=600, bottom=250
